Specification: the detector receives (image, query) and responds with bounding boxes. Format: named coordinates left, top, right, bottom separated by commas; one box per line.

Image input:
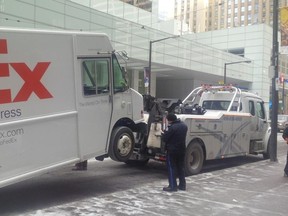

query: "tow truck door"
left=249, top=99, right=267, bottom=140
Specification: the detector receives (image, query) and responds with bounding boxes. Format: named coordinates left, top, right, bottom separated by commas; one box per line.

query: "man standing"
left=162, top=113, right=188, bottom=192
left=282, top=127, right=288, bottom=177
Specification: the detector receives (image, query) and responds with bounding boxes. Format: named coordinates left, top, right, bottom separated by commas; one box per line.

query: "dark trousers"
left=166, top=151, right=186, bottom=189
left=285, top=152, right=288, bottom=174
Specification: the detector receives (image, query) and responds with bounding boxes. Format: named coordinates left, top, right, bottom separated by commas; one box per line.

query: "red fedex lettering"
left=0, top=39, right=53, bottom=104
left=0, top=39, right=8, bottom=54
left=11, top=62, right=53, bottom=102
left=0, top=63, right=11, bottom=104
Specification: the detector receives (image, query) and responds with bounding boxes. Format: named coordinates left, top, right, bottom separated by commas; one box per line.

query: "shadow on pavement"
left=0, top=155, right=266, bottom=216
left=202, top=155, right=265, bottom=173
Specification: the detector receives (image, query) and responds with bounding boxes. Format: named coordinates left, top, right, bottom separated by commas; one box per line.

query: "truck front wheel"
left=185, top=141, right=204, bottom=175
left=109, top=127, right=135, bottom=162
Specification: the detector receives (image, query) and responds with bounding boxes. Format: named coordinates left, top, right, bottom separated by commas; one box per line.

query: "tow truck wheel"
left=109, top=126, right=135, bottom=162
left=185, top=141, right=204, bottom=176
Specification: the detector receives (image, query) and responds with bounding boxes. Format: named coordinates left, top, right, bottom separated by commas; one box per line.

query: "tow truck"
left=128, top=85, right=271, bottom=175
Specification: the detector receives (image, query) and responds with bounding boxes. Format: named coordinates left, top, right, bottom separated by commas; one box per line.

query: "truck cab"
left=197, top=87, right=268, bottom=141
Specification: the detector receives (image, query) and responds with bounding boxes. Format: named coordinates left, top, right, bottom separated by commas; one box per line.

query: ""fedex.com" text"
left=0, top=128, right=24, bottom=146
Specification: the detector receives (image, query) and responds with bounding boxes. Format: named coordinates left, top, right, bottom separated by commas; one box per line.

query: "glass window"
left=227, top=48, right=245, bottom=57
left=249, top=100, right=255, bottom=116
left=202, top=100, right=242, bottom=111
left=112, top=54, right=128, bottom=93
left=82, top=59, right=109, bottom=96
left=278, top=115, right=288, bottom=121
left=202, top=100, right=230, bottom=110
left=256, top=101, right=265, bottom=119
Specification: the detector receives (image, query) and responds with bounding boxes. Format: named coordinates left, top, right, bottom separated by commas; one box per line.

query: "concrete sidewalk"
left=182, top=155, right=288, bottom=216
left=22, top=154, right=288, bottom=216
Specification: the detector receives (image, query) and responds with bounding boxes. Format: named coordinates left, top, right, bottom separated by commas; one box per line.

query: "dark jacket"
left=283, top=127, right=288, bottom=139
left=162, top=119, right=188, bottom=153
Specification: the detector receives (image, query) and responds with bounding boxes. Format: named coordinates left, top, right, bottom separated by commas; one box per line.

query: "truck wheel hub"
left=117, top=134, right=132, bottom=156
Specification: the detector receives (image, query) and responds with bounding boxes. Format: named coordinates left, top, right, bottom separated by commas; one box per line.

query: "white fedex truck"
left=0, top=28, right=144, bottom=188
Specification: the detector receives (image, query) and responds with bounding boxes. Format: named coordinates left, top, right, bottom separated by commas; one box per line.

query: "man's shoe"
left=163, top=186, right=177, bottom=192
left=72, top=161, right=87, bottom=171
left=284, top=173, right=288, bottom=177
left=178, top=186, right=186, bottom=191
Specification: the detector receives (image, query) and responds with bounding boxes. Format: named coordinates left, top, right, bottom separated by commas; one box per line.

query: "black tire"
left=109, top=126, right=135, bottom=162
left=185, top=141, right=204, bottom=175
left=125, top=158, right=149, bottom=166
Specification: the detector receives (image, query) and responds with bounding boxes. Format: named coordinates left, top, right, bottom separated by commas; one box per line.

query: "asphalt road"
left=0, top=133, right=287, bottom=216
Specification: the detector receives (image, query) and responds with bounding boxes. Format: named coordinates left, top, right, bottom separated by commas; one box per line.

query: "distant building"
left=174, top=0, right=288, bottom=33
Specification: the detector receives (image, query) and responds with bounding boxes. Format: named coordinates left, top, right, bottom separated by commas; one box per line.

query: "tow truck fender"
left=263, top=126, right=271, bottom=153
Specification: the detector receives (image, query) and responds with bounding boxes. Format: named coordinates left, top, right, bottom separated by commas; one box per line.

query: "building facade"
left=174, top=0, right=288, bottom=33
left=0, top=0, right=277, bottom=114
left=173, top=0, right=288, bottom=113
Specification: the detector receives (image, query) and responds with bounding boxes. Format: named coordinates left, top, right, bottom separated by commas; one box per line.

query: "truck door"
left=76, top=58, right=112, bottom=158
left=254, top=100, right=268, bottom=139
left=249, top=99, right=267, bottom=140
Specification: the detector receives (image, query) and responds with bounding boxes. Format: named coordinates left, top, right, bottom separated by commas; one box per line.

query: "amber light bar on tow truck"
left=201, top=84, right=234, bottom=92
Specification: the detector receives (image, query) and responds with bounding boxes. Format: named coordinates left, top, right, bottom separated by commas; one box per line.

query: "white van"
left=0, top=28, right=144, bottom=188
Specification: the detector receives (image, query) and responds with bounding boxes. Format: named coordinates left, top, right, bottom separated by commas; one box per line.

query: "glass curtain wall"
left=0, top=0, right=253, bottom=93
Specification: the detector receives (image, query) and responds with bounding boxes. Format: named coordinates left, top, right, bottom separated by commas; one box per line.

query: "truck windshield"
left=112, top=54, right=128, bottom=93
left=278, top=115, right=288, bottom=121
